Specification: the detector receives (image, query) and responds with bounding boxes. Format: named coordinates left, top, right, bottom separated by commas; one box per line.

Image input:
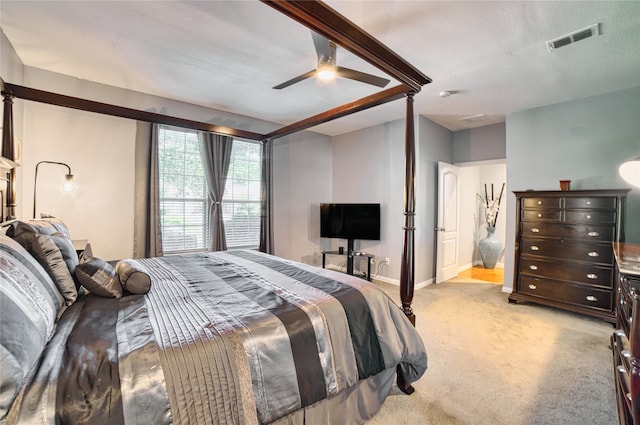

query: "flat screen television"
left=320, top=203, right=380, bottom=241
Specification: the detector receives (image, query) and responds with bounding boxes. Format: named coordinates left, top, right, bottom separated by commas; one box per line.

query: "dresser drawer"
left=565, top=210, right=617, bottom=224
left=564, top=197, right=617, bottom=209
left=520, top=257, right=613, bottom=288
left=519, top=276, right=613, bottom=310
left=522, top=210, right=562, bottom=222
left=521, top=238, right=613, bottom=265
left=619, top=273, right=640, bottom=337
left=521, top=222, right=614, bottom=241
left=522, top=197, right=562, bottom=209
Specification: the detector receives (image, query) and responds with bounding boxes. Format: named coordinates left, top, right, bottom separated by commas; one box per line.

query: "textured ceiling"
left=1, top=1, right=639, bottom=136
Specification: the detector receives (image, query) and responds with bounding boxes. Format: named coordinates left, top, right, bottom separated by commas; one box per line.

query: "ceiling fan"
left=273, top=32, right=391, bottom=90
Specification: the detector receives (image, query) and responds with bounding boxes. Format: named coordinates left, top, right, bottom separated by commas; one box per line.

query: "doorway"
left=455, top=160, right=506, bottom=284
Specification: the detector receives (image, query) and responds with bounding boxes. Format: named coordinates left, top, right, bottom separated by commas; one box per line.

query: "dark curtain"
left=133, top=122, right=163, bottom=258
left=259, top=139, right=273, bottom=254
left=200, top=133, right=233, bottom=251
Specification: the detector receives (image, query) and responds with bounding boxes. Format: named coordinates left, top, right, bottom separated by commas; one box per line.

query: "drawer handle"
left=529, top=265, right=538, bottom=270
left=537, top=201, right=543, bottom=205
left=586, top=201, right=592, bottom=205
left=530, top=246, right=539, bottom=251
left=587, top=273, right=598, bottom=280
left=586, top=214, right=592, bottom=219
left=587, top=231, right=600, bottom=237
left=537, top=213, right=543, bottom=218
left=586, top=295, right=598, bottom=302
left=528, top=284, right=537, bottom=290
left=531, top=228, right=540, bottom=233
left=588, top=251, right=599, bottom=257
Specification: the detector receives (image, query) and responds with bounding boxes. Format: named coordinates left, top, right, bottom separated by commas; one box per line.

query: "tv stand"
left=321, top=240, right=374, bottom=281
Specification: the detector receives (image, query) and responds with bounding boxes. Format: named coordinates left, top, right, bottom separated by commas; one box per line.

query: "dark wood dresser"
left=509, top=189, right=629, bottom=322
left=612, top=242, right=640, bottom=425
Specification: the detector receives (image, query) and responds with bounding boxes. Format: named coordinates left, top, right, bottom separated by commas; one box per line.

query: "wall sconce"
left=619, top=157, right=640, bottom=188
left=33, top=160, right=77, bottom=218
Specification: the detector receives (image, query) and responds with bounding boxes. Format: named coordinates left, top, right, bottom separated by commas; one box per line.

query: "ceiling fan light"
left=619, top=156, right=640, bottom=187
left=316, top=64, right=336, bottom=80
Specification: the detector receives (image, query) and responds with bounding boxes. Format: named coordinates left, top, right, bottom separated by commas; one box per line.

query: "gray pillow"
left=5, top=219, right=79, bottom=302
left=31, top=233, right=78, bottom=305
left=116, top=259, right=152, bottom=294
left=76, top=257, right=122, bottom=298
left=0, top=235, right=63, bottom=419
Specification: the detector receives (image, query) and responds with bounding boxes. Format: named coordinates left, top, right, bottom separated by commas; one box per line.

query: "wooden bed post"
left=400, top=92, right=416, bottom=326
left=2, top=91, right=16, bottom=220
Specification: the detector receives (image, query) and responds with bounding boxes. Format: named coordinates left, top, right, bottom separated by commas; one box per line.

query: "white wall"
left=504, top=87, right=640, bottom=292
left=23, top=102, right=136, bottom=261
left=457, top=166, right=480, bottom=269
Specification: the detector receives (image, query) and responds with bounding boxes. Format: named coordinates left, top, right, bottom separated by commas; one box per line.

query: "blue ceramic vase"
left=479, top=226, right=502, bottom=269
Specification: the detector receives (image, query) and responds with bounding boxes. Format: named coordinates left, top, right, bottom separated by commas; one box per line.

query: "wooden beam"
left=261, top=0, right=432, bottom=92
left=2, top=83, right=265, bottom=141
left=265, top=84, right=408, bottom=140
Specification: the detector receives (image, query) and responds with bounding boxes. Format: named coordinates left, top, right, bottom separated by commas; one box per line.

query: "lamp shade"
left=619, top=157, right=640, bottom=188
left=61, top=174, right=77, bottom=194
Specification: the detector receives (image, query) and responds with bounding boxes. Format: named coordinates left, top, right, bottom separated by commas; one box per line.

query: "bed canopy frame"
left=0, top=0, right=431, bottom=325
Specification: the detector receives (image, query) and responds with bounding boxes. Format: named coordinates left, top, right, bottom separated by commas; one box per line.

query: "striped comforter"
left=6, top=249, right=427, bottom=425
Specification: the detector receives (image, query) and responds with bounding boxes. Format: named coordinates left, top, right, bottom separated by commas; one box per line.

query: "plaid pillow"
left=75, top=257, right=122, bottom=298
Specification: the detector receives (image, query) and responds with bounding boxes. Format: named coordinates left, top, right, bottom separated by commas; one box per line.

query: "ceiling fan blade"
left=311, top=31, right=334, bottom=63
left=336, top=66, right=391, bottom=88
left=272, top=69, right=317, bottom=90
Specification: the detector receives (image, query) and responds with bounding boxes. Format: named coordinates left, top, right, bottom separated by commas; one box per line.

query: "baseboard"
left=326, top=262, right=433, bottom=289
left=371, top=275, right=433, bottom=289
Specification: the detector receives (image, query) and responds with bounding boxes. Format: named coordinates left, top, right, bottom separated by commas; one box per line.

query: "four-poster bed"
left=1, top=1, right=431, bottom=423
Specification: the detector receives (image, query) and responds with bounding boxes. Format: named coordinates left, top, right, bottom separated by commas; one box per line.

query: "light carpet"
left=367, top=277, right=617, bottom=425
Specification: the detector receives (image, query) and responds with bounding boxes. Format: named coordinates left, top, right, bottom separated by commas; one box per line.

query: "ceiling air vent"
left=459, top=114, right=488, bottom=124
left=546, top=23, right=600, bottom=52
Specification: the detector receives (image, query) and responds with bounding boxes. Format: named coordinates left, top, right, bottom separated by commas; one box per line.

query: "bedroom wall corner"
left=272, top=130, right=332, bottom=265
left=331, top=120, right=404, bottom=281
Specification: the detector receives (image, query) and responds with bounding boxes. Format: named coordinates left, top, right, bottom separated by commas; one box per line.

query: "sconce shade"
left=619, top=157, right=640, bottom=188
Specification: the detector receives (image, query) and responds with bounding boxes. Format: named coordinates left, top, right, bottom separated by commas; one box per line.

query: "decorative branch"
left=478, top=182, right=505, bottom=228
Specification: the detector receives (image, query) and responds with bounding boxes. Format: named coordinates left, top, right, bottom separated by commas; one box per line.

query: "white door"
left=435, top=161, right=460, bottom=283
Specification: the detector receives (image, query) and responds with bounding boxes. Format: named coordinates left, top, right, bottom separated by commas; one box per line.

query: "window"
left=157, top=126, right=262, bottom=253
left=223, top=141, right=262, bottom=248
left=158, top=126, right=209, bottom=253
